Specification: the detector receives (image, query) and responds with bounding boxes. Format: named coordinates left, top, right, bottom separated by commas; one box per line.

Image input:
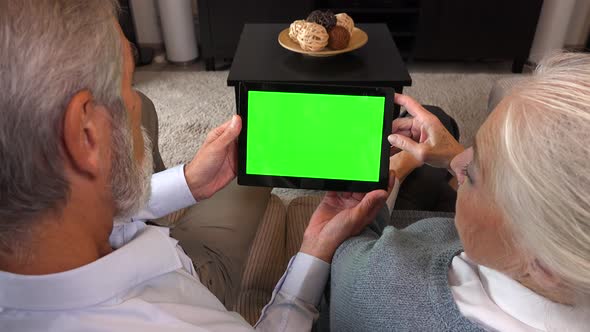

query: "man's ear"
left=62, top=90, right=106, bottom=178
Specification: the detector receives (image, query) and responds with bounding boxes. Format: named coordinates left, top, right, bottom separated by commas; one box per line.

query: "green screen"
left=246, top=90, right=385, bottom=182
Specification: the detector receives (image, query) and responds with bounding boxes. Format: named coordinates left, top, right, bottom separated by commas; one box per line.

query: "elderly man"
left=0, top=1, right=388, bottom=331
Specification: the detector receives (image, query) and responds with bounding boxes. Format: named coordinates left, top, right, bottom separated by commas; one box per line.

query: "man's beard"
left=110, top=120, right=153, bottom=221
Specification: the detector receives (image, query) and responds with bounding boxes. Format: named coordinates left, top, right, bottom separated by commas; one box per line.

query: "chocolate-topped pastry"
left=306, top=10, right=337, bottom=30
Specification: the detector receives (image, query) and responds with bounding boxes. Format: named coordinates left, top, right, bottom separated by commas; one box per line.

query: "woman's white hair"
left=0, top=0, right=124, bottom=250
left=483, top=52, right=590, bottom=304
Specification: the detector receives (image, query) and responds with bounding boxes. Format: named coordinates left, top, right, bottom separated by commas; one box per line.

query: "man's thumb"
left=361, top=190, right=387, bottom=211
left=388, top=134, right=421, bottom=160
left=216, top=115, right=241, bottom=146
left=352, top=190, right=387, bottom=227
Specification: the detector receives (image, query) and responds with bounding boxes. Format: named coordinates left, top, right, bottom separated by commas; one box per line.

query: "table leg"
left=205, top=57, right=215, bottom=71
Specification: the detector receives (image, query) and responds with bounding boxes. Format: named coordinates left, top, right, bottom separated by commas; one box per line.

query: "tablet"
left=237, top=82, right=394, bottom=192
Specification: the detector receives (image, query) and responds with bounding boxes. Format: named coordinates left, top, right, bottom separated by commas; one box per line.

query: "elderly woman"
left=318, top=53, right=590, bottom=331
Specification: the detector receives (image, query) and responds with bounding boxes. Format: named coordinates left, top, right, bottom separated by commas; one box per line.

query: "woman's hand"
left=300, top=190, right=388, bottom=263
left=388, top=94, right=464, bottom=170
left=389, top=151, right=422, bottom=182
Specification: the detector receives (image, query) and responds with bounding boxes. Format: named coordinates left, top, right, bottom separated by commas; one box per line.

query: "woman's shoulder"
left=331, top=215, right=462, bottom=296
left=387, top=215, right=461, bottom=245
left=327, top=216, right=472, bottom=331
left=334, top=215, right=461, bottom=263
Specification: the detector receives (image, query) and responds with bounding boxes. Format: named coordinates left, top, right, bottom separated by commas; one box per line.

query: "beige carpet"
left=134, top=66, right=516, bottom=202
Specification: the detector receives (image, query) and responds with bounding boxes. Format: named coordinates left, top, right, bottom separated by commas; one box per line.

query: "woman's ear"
left=529, top=258, right=562, bottom=288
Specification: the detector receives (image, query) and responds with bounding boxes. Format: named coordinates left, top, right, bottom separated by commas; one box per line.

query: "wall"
left=529, top=0, right=587, bottom=63
left=129, top=0, right=588, bottom=62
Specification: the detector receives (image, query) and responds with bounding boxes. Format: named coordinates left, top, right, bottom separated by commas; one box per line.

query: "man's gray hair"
left=0, top=0, right=123, bottom=249
left=482, top=52, right=590, bottom=304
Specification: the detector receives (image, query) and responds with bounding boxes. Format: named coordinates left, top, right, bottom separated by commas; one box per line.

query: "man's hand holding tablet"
left=194, top=78, right=405, bottom=266
left=301, top=189, right=389, bottom=263
left=232, top=82, right=397, bottom=263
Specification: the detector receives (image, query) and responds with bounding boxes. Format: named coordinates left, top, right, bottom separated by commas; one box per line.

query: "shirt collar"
left=479, top=264, right=589, bottom=331
left=0, top=223, right=182, bottom=311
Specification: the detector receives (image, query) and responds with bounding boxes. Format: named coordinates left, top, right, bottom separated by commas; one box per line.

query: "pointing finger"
left=388, top=134, right=425, bottom=162
left=394, top=94, right=431, bottom=119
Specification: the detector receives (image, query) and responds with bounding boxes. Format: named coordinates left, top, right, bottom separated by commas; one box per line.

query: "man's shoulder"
left=109, top=220, right=150, bottom=248
left=1, top=296, right=252, bottom=332
left=0, top=264, right=252, bottom=332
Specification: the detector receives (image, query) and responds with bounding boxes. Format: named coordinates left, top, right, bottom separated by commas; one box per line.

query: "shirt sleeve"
left=385, top=178, right=401, bottom=215
left=131, top=165, right=197, bottom=222
left=254, top=252, right=330, bottom=332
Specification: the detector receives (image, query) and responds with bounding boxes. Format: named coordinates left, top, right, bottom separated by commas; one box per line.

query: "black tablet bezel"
left=237, top=82, right=395, bottom=192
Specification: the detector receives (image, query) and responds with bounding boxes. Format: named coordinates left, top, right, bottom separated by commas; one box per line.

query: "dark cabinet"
left=198, top=0, right=543, bottom=72
left=414, top=0, right=543, bottom=72
left=317, top=0, right=422, bottom=58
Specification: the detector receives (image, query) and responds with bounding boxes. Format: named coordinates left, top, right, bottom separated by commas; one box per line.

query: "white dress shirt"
left=449, top=252, right=589, bottom=332
left=0, top=165, right=329, bottom=331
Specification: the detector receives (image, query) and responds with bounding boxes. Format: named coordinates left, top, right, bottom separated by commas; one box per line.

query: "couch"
left=143, top=75, right=523, bottom=325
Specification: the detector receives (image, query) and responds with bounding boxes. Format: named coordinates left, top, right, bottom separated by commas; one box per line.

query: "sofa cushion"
left=234, top=194, right=287, bottom=325
left=285, top=195, right=322, bottom=261
left=234, top=194, right=322, bottom=324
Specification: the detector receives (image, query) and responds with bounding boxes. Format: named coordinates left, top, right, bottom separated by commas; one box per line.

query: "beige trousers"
left=139, top=91, right=272, bottom=310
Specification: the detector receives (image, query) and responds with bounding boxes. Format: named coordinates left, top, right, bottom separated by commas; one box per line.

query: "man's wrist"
left=280, top=252, right=331, bottom=306
left=300, top=236, right=335, bottom=264
left=183, top=163, right=204, bottom=201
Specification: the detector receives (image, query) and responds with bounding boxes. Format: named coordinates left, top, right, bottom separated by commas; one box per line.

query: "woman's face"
left=450, top=106, right=524, bottom=273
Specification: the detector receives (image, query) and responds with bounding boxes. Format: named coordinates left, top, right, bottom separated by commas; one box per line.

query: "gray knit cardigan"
left=316, top=209, right=487, bottom=332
